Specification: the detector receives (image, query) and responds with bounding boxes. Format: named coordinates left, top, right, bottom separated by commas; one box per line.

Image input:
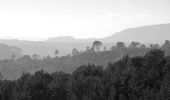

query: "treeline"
left=1, top=40, right=170, bottom=79
left=0, top=49, right=170, bottom=100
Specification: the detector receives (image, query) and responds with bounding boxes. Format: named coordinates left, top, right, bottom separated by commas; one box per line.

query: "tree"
left=139, top=44, right=146, bottom=49
left=10, top=54, right=16, bottom=61
left=55, top=50, right=59, bottom=57
left=150, top=44, right=159, bottom=49
left=32, top=54, right=39, bottom=59
left=15, top=72, right=32, bottom=100
left=92, top=41, right=103, bottom=52
left=129, top=41, right=140, bottom=48
left=144, top=49, right=165, bottom=87
left=48, top=72, right=70, bottom=100
left=159, top=73, right=170, bottom=100
left=70, top=64, right=105, bottom=100
left=111, top=44, right=116, bottom=51
left=86, top=46, right=91, bottom=53
left=162, top=40, right=170, bottom=49
left=162, top=40, right=170, bottom=56
left=28, top=70, right=53, bottom=100
left=103, top=47, right=107, bottom=51
left=22, top=55, right=32, bottom=61
left=72, top=48, right=79, bottom=56
left=0, top=72, right=3, bottom=80
left=0, top=81, right=15, bottom=100
left=116, top=42, right=126, bottom=49
left=164, top=40, right=170, bottom=46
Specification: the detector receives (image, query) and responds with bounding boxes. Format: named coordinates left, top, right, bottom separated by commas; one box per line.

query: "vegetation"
left=1, top=40, right=170, bottom=79
left=0, top=49, right=170, bottom=100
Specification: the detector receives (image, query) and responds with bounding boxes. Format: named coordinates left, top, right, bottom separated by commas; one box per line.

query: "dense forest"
left=1, top=40, right=170, bottom=79
left=0, top=40, right=170, bottom=100
left=0, top=48, right=170, bottom=100
left=0, top=0, right=169, bottom=99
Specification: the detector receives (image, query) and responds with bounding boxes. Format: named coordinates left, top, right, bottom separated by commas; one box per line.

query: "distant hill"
left=0, top=23, right=169, bottom=58
left=0, top=39, right=94, bottom=57
left=0, top=43, right=22, bottom=60
left=101, top=23, right=170, bottom=43
left=47, top=36, right=94, bottom=43
left=47, top=23, right=170, bottom=43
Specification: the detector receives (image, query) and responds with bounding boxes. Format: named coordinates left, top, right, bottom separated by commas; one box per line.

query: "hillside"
left=1, top=49, right=170, bottom=100
left=0, top=39, right=94, bottom=57
left=101, top=23, right=170, bottom=43
left=0, top=23, right=169, bottom=57
left=1, top=39, right=170, bottom=79
left=0, top=43, right=22, bottom=60
left=47, top=23, right=170, bottom=43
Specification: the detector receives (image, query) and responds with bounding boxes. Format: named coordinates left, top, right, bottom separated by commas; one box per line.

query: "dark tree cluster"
left=0, top=49, right=170, bottom=100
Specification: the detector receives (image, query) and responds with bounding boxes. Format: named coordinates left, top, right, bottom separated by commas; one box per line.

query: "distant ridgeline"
left=0, top=40, right=170, bottom=79
left=0, top=43, right=23, bottom=60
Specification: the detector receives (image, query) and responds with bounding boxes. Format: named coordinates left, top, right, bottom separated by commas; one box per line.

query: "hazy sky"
left=0, top=0, right=170, bottom=40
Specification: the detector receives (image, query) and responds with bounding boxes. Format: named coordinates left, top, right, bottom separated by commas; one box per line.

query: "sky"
left=0, top=0, right=170, bottom=41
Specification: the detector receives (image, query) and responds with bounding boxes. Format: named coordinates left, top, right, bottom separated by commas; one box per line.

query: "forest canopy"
left=1, top=40, right=170, bottom=79
left=0, top=49, right=170, bottom=100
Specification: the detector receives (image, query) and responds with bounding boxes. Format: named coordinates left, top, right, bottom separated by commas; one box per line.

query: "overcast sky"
left=0, top=0, right=170, bottom=40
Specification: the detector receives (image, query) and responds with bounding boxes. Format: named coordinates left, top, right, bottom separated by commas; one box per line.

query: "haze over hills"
left=47, top=23, right=170, bottom=43
left=0, top=23, right=169, bottom=58
left=47, top=36, right=94, bottom=43
left=101, top=23, right=170, bottom=43
left=0, top=39, right=94, bottom=58
left=0, top=43, right=22, bottom=59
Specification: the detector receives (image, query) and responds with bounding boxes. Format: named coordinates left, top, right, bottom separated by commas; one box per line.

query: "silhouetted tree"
left=150, top=44, right=159, bottom=49
left=92, top=41, right=102, bottom=52
left=111, top=44, right=116, bottom=51
left=116, top=42, right=126, bottom=49
left=72, top=48, right=79, bottom=56
left=103, top=47, right=107, bottom=51
left=86, top=46, right=91, bottom=53
left=140, top=44, right=146, bottom=49
left=10, top=54, right=16, bottom=61
left=32, top=54, right=39, bottom=59
left=129, top=41, right=140, bottom=48
left=55, top=50, right=59, bottom=57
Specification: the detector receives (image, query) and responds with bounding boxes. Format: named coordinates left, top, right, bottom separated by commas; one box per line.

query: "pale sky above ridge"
left=0, top=0, right=170, bottom=41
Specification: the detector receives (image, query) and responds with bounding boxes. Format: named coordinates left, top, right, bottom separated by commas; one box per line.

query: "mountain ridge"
left=100, top=23, right=170, bottom=43
left=46, top=23, right=170, bottom=43
left=0, top=23, right=169, bottom=57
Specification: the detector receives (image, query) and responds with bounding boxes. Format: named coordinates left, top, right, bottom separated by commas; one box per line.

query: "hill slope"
left=0, top=43, right=22, bottom=60
left=101, top=23, right=170, bottom=43
left=0, top=23, right=169, bottom=57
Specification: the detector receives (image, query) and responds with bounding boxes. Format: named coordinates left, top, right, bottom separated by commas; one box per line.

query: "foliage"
left=0, top=49, right=170, bottom=100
